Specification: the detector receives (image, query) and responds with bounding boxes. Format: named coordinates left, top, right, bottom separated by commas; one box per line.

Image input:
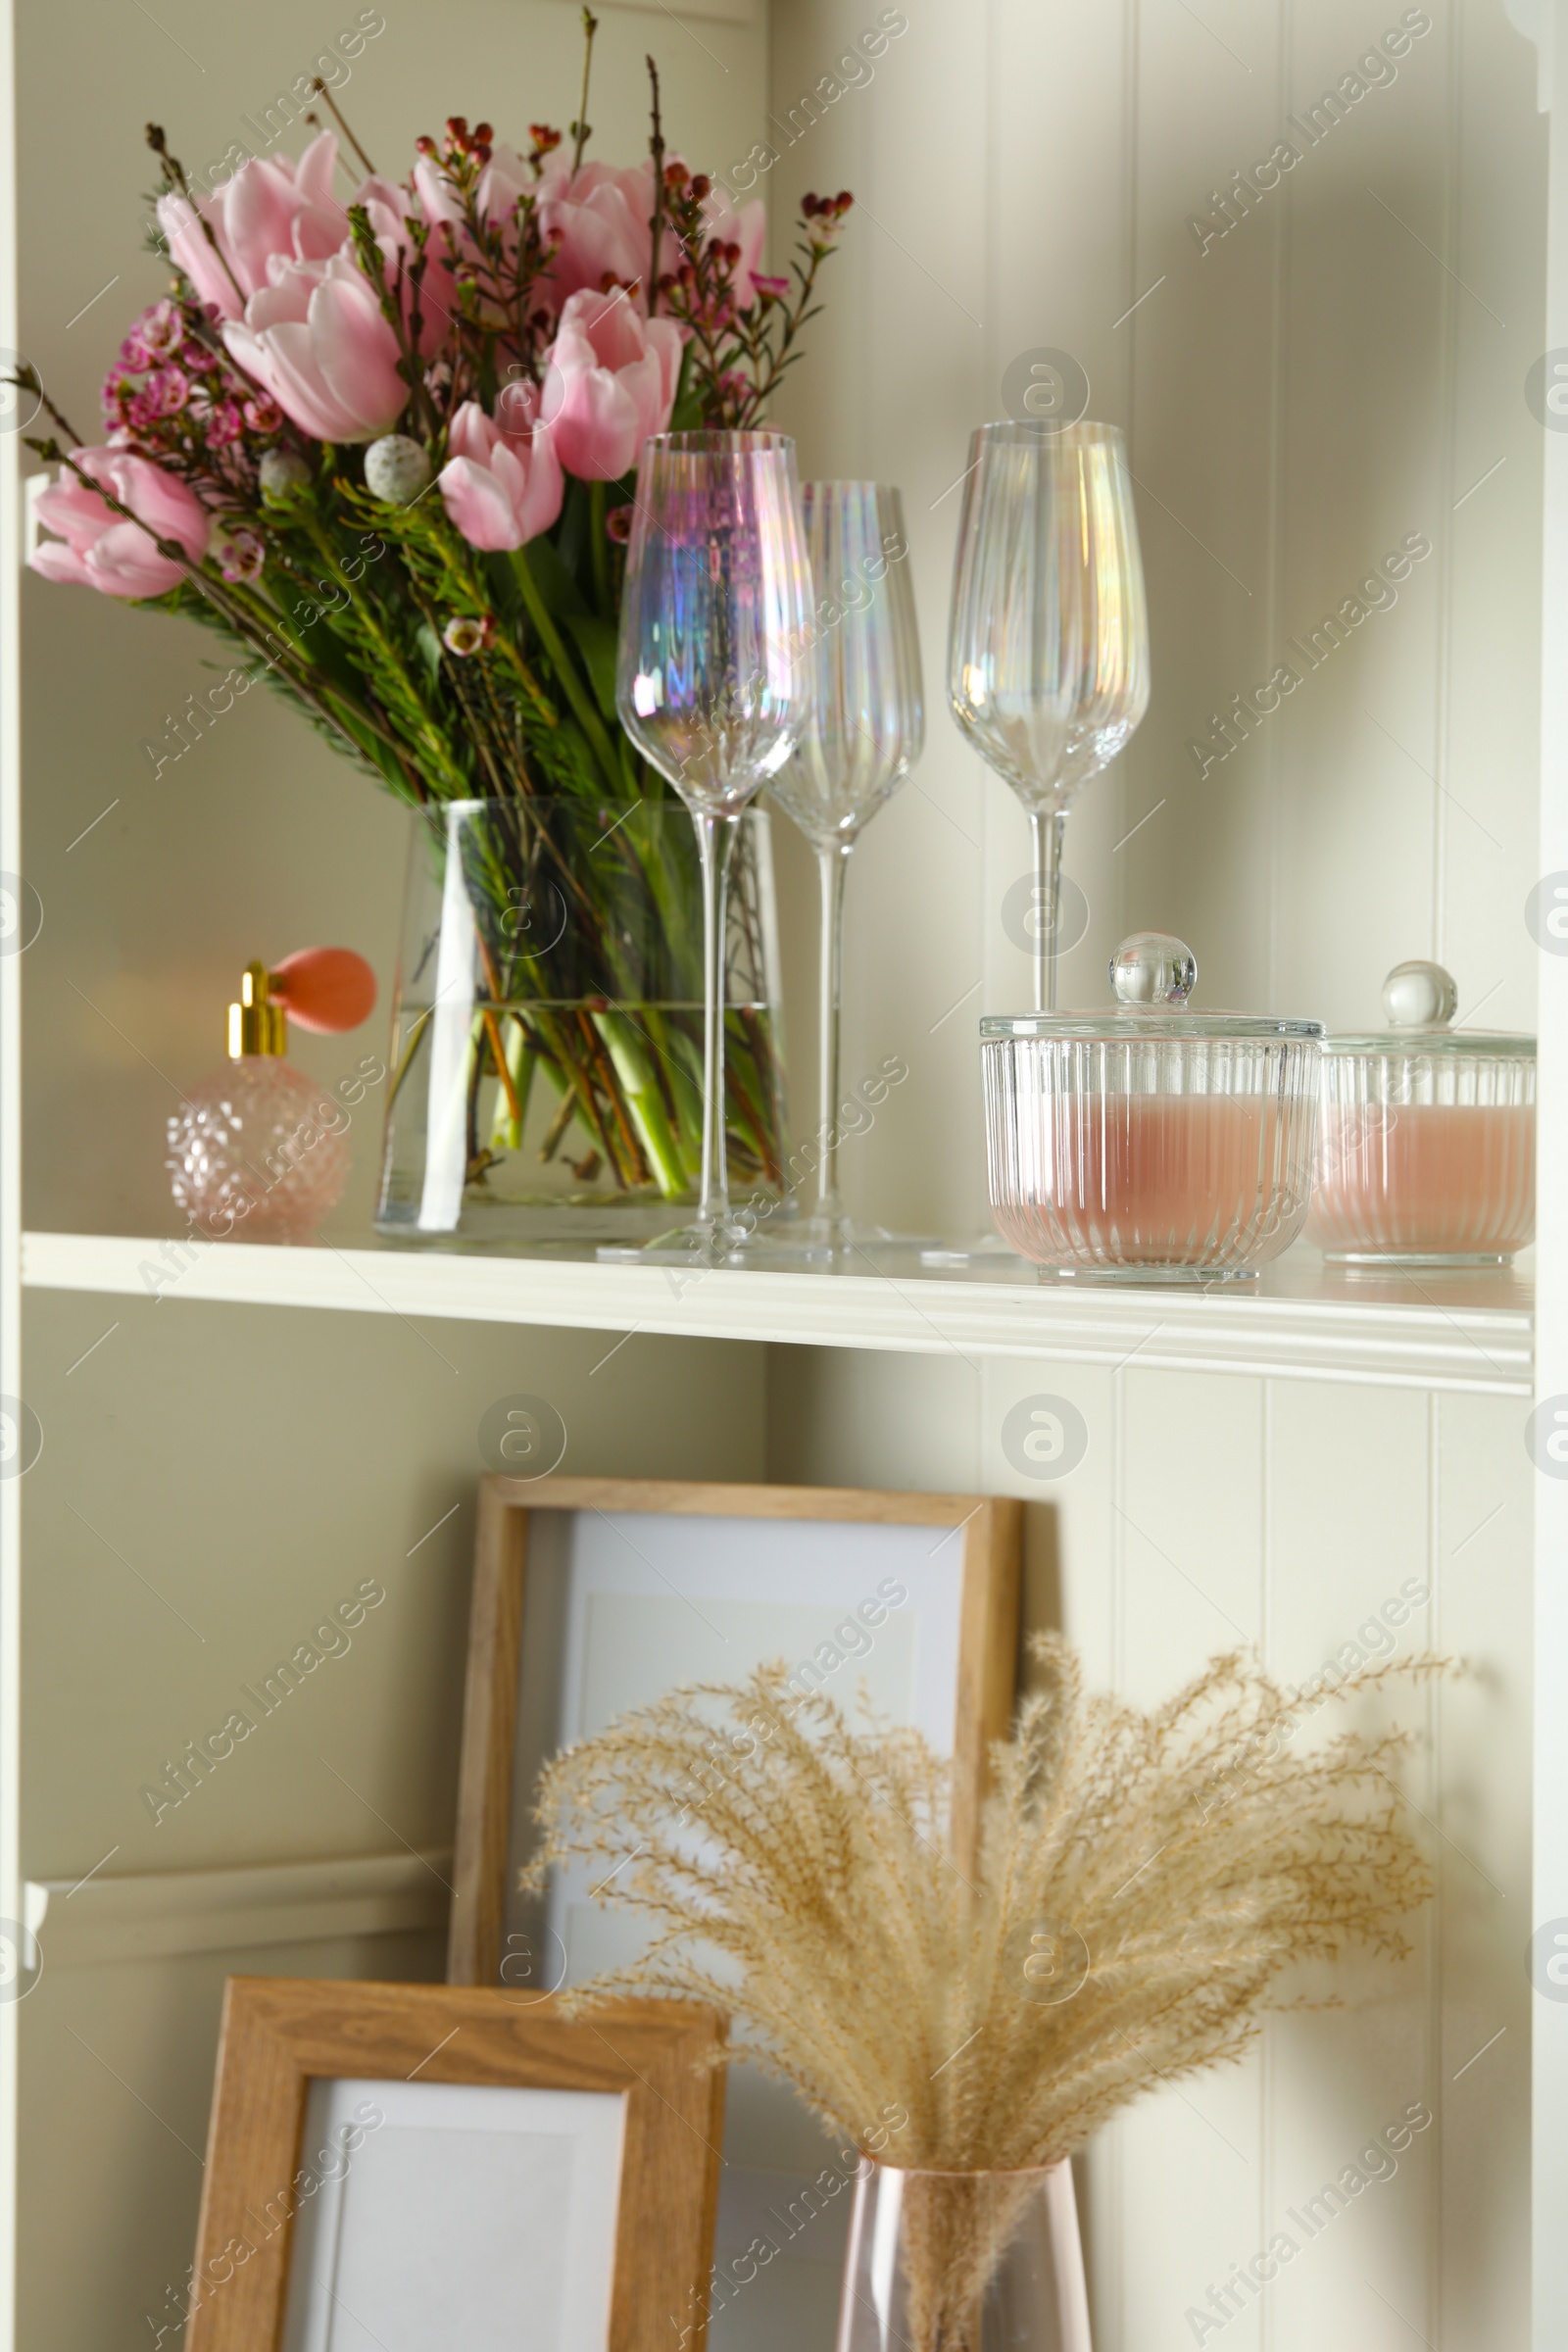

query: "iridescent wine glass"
left=612, top=430, right=811, bottom=1256
left=949, top=419, right=1151, bottom=1011
left=769, top=482, right=925, bottom=1251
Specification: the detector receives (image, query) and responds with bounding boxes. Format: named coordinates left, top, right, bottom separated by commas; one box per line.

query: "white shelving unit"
left=21, top=1232, right=1537, bottom=1395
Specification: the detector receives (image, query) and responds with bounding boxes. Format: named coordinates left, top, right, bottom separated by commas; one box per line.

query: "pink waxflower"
left=538, top=157, right=656, bottom=309
left=437, top=396, right=563, bottom=549
left=541, top=287, right=682, bottom=481
left=147, top=367, right=189, bottom=416
left=242, top=394, right=283, bottom=434
left=204, top=403, right=245, bottom=447
left=699, top=186, right=767, bottom=311
left=215, top=524, right=265, bottom=582
left=222, top=252, right=407, bottom=443
left=139, top=300, right=184, bottom=356
left=28, top=448, right=208, bottom=599
left=157, top=132, right=347, bottom=323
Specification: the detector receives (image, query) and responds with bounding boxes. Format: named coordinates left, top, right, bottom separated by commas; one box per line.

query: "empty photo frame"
left=187, top=1980, right=724, bottom=2352
left=446, top=1476, right=1023, bottom=1989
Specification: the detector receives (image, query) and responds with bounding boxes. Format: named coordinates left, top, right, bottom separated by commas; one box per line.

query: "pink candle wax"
left=1307, top=1101, right=1535, bottom=1260
left=990, top=1092, right=1314, bottom=1272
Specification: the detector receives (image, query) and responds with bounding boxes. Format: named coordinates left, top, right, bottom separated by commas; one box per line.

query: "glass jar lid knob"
left=1382, top=959, right=1457, bottom=1028
left=1110, top=931, right=1197, bottom=1007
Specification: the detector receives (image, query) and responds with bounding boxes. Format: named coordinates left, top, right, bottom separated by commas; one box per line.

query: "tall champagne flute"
left=613, top=430, right=812, bottom=1255
left=769, top=482, right=925, bottom=1250
left=949, top=419, right=1151, bottom=1011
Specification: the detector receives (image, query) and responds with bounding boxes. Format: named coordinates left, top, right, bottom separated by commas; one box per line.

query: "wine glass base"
left=596, top=1223, right=745, bottom=1267
left=919, top=1234, right=1033, bottom=1270
left=598, top=1215, right=940, bottom=1267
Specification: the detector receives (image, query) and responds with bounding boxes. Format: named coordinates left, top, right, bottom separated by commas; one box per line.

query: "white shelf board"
left=21, top=1230, right=1535, bottom=1394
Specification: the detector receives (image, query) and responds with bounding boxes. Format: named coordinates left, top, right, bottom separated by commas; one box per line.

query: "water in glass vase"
left=374, top=799, right=788, bottom=1247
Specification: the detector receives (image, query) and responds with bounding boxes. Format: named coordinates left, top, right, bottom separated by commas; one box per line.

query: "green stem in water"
left=508, top=546, right=623, bottom=793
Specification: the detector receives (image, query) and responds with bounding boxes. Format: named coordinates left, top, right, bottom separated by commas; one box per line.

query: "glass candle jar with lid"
left=980, top=932, right=1323, bottom=1281
left=1305, top=959, right=1535, bottom=1265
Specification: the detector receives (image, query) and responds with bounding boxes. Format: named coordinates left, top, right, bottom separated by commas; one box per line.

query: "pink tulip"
left=538, top=158, right=656, bottom=309
left=541, top=288, right=682, bottom=482
left=223, top=253, right=407, bottom=443
left=157, top=132, right=346, bottom=324
left=438, top=397, right=564, bottom=549
left=29, top=447, right=209, bottom=599
left=701, top=185, right=768, bottom=311
left=356, top=175, right=457, bottom=357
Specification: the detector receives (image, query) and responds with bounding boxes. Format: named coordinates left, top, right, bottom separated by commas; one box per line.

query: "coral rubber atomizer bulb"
left=166, top=949, right=377, bottom=1243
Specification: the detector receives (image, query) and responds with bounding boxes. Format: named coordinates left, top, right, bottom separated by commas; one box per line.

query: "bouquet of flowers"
left=23, top=14, right=851, bottom=1212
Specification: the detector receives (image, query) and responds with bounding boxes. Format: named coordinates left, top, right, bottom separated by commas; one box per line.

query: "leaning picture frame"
left=446, top=1475, right=1023, bottom=1990
left=186, top=1979, right=726, bottom=2352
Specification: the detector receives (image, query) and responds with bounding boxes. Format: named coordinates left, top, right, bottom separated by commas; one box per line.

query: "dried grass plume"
left=525, top=1635, right=1437, bottom=2172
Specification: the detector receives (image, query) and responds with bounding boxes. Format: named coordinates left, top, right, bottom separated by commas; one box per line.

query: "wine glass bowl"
left=948, top=418, right=1150, bottom=1007
left=769, top=482, right=926, bottom=1250
left=612, top=429, right=811, bottom=1253
left=770, top=482, right=925, bottom=850
left=619, top=430, right=811, bottom=815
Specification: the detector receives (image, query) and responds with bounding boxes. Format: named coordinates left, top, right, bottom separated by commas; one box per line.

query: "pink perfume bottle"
left=167, top=949, right=377, bottom=1244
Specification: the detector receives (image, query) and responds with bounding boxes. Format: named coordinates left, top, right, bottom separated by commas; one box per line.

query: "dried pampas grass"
left=525, top=1635, right=1437, bottom=2173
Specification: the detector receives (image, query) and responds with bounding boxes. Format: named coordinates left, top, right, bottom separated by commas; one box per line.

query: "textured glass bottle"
left=167, top=956, right=370, bottom=1242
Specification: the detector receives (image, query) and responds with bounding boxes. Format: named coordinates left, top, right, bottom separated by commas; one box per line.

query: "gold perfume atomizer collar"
left=227, top=961, right=287, bottom=1058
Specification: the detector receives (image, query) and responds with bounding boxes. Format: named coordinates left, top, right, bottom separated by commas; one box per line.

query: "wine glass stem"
left=695, top=809, right=738, bottom=1233
left=1030, top=808, right=1067, bottom=1012
left=815, top=841, right=851, bottom=1227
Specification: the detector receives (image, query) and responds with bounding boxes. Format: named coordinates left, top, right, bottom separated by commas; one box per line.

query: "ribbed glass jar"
left=1307, top=1046, right=1535, bottom=1264
left=1305, top=958, right=1535, bottom=1265
left=982, top=1030, right=1320, bottom=1281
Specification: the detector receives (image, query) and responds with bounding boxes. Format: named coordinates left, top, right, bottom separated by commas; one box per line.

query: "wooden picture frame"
left=188, top=1980, right=725, bottom=2352
left=447, top=1476, right=1023, bottom=1987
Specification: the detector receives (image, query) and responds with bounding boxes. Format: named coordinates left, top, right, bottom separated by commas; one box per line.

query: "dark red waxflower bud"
left=690, top=172, right=710, bottom=199
left=474, top=144, right=493, bottom=166
left=416, top=134, right=437, bottom=156
left=473, top=122, right=494, bottom=144
left=606, top=503, right=634, bottom=544
left=802, top=193, right=820, bottom=217
left=724, top=239, right=741, bottom=264
left=446, top=116, right=468, bottom=140
left=837, top=189, right=853, bottom=209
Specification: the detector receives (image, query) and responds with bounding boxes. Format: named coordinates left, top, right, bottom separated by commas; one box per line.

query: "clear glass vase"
left=836, top=2162, right=1092, bottom=2352
left=374, top=798, right=788, bottom=1245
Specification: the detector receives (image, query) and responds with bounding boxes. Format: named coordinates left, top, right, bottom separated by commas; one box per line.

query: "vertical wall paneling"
left=1533, top=8, right=1568, bottom=2346
left=768, top=1347, right=1533, bottom=2350
left=0, top=0, right=20, bottom=2329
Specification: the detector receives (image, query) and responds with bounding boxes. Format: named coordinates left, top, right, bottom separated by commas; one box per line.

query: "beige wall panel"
left=19, top=1927, right=445, bottom=2351
left=23, top=1294, right=764, bottom=1878
left=19, top=0, right=767, bottom=1239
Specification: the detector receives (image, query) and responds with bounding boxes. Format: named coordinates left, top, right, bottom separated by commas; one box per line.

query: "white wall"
left=763, top=0, right=1543, bottom=2340
left=764, top=0, right=1546, bottom=1247
left=767, top=1348, right=1533, bottom=2351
